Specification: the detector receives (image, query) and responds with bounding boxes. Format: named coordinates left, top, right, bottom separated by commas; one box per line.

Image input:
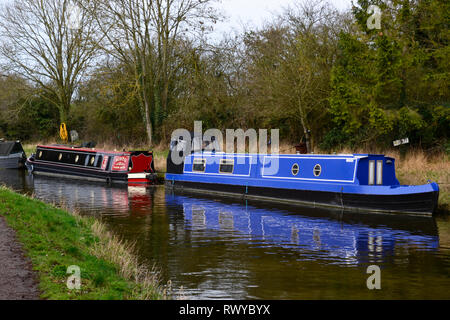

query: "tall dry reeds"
left=392, top=149, right=449, bottom=211
left=90, top=220, right=165, bottom=300
left=54, top=201, right=168, bottom=300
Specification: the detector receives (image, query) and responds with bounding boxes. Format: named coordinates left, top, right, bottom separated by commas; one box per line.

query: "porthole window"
left=38, top=151, right=42, bottom=158
left=291, top=163, right=299, bottom=176
left=90, top=156, right=95, bottom=166
left=75, top=155, right=79, bottom=163
left=313, top=164, right=321, bottom=177
left=58, top=153, right=62, bottom=161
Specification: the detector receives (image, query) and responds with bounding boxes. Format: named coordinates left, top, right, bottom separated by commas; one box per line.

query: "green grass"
left=152, top=149, right=169, bottom=158
left=0, top=187, right=164, bottom=300
left=22, top=144, right=37, bottom=157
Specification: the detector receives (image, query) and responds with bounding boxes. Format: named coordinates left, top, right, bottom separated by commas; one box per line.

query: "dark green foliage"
left=328, top=0, right=449, bottom=151
left=0, top=91, right=59, bottom=141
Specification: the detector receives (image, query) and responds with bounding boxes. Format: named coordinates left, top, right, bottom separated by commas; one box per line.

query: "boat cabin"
left=170, top=150, right=400, bottom=187
left=0, top=140, right=26, bottom=169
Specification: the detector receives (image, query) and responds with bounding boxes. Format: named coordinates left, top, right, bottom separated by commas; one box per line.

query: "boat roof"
left=189, top=152, right=387, bottom=157
left=37, top=144, right=131, bottom=155
left=0, top=141, right=24, bottom=156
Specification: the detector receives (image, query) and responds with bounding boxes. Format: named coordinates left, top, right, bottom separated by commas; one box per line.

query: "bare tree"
left=0, top=0, right=100, bottom=124
left=243, top=0, right=343, bottom=151
left=86, top=0, right=220, bottom=145
left=280, top=1, right=344, bottom=151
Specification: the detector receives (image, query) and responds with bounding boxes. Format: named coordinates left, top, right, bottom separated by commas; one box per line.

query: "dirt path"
left=0, top=216, right=40, bottom=300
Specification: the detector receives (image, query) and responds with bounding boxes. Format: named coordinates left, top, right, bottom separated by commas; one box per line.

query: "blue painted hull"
left=165, top=153, right=440, bottom=215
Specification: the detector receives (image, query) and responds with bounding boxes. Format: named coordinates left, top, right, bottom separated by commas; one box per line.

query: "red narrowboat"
left=26, top=144, right=157, bottom=186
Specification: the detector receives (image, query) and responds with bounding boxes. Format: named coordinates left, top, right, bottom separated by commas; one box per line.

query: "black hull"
left=28, top=161, right=128, bottom=183
left=0, top=155, right=25, bottom=169
left=166, top=180, right=439, bottom=216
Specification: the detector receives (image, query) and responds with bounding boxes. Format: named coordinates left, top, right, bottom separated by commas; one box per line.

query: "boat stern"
left=127, top=172, right=158, bottom=186
left=430, top=181, right=440, bottom=213
left=127, top=151, right=157, bottom=186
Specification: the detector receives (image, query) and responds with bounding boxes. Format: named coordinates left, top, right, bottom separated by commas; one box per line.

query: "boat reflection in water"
left=0, top=168, right=34, bottom=191
left=28, top=171, right=439, bottom=267
left=29, top=173, right=154, bottom=217
left=166, top=192, right=439, bottom=266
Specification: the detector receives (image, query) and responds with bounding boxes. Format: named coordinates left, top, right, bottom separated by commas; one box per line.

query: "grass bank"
left=0, top=187, right=165, bottom=300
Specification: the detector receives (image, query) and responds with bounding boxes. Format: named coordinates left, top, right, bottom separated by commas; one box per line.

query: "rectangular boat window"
left=46, top=150, right=57, bottom=161
left=61, top=153, right=69, bottom=163
left=87, top=155, right=96, bottom=166
left=192, top=158, right=206, bottom=172
left=219, top=159, right=234, bottom=174
left=96, top=156, right=103, bottom=168
left=101, top=156, right=110, bottom=170
left=368, top=160, right=375, bottom=185
left=66, top=153, right=75, bottom=164
left=376, top=160, right=383, bottom=185
left=75, top=154, right=86, bottom=166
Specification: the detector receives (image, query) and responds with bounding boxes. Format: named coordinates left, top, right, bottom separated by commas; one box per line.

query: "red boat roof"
left=37, top=144, right=131, bottom=155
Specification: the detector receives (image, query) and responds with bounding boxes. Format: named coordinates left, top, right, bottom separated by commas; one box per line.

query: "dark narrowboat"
left=26, top=144, right=157, bottom=186
left=165, top=138, right=439, bottom=216
left=0, top=140, right=26, bottom=169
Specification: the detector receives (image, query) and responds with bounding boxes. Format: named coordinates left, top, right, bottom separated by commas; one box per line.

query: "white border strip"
left=184, top=155, right=252, bottom=177
left=128, top=173, right=149, bottom=179
left=261, top=155, right=358, bottom=183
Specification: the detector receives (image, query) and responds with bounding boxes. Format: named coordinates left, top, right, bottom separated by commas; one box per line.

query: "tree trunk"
left=143, top=95, right=153, bottom=147
left=140, top=53, right=153, bottom=147
left=59, top=107, right=68, bottom=125
left=298, top=99, right=311, bottom=153
left=305, top=130, right=311, bottom=153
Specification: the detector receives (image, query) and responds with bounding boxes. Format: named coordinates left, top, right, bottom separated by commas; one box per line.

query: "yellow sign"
left=60, top=123, right=68, bottom=142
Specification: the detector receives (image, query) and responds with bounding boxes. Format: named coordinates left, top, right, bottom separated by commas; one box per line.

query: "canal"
left=1, top=169, right=449, bottom=299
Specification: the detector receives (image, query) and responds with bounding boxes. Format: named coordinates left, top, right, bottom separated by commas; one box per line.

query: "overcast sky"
left=213, top=0, right=353, bottom=36
left=0, top=0, right=354, bottom=40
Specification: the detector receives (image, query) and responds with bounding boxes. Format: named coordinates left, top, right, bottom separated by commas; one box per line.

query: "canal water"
left=1, top=169, right=449, bottom=299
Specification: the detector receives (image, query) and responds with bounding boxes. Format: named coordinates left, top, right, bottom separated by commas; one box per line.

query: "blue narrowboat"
left=165, top=139, right=439, bottom=216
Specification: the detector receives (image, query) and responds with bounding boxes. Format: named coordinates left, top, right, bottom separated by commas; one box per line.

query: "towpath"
left=0, top=216, right=39, bottom=300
